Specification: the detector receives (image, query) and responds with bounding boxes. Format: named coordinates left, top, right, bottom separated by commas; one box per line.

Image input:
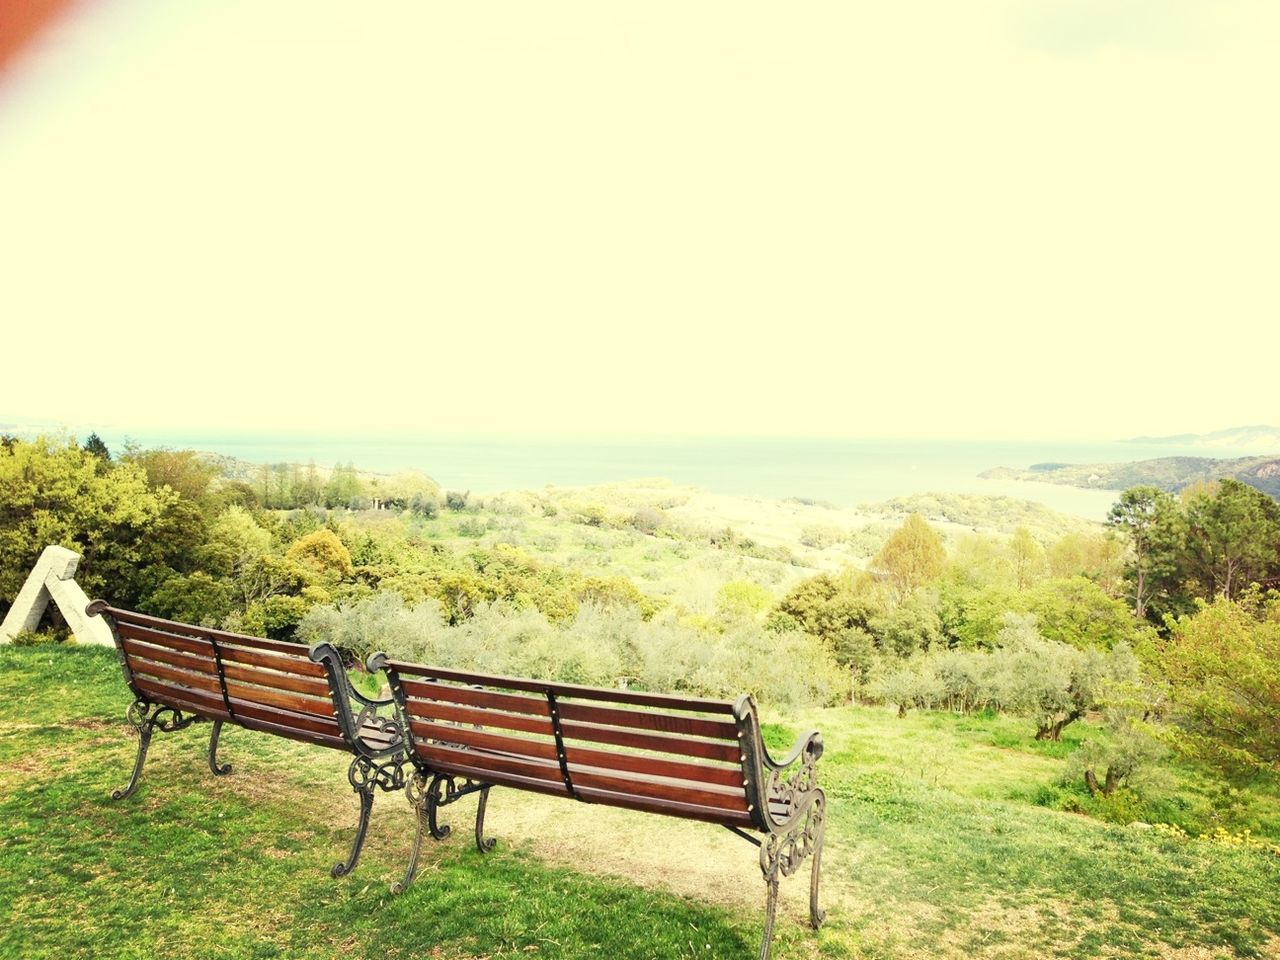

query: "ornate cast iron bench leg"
left=208, top=719, right=232, bottom=777
left=809, top=790, right=827, bottom=929
left=393, top=773, right=494, bottom=895
left=425, top=773, right=453, bottom=842
left=757, top=791, right=827, bottom=960
left=474, top=784, right=495, bottom=853
left=112, top=699, right=200, bottom=801
left=392, top=772, right=432, bottom=894
left=112, top=700, right=156, bottom=801
left=425, top=774, right=495, bottom=854
left=332, top=781, right=374, bottom=878
left=332, top=754, right=405, bottom=878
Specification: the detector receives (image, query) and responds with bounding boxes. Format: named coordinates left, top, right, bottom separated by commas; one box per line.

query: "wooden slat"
left=409, top=720, right=743, bottom=788
left=405, top=755, right=754, bottom=828
left=129, top=659, right=223, bottom=696
left=410, top=720, right=556, bottom=761
left=133, top=677, right=229, bottom=721
left=402, top=681, right=548, bottom=717
left=116, top=621, right=213, bottom=658
left=413, top=742, right=747, bottom=815
left=238, top=714, right=346, bottom=750
left=121, top=638, right=216, bottom=676
left=221, top=661, right=331, bottom=698
left=559, top=719, right=743, bottom=764
left=556, top=700, right=737, bottom=740
left=415, top=742, right=564, bottom=787
left=419, top=761, right=585, bottom=802
left=570, top=768, right=747, bottom=813
left=218, top=644, right=327, bottom=678
left=404, top=679, right=737, bottom=740
left=387, top=660, right=735, bottom=713
left=224, top=680, right=336, bottom=718
left=106, top=607, right=310, bottom=657
left=572, top=784, right=754, bottom=827
left=569, top=745, right=743, bottom=788
left=228, top=700, right=343, bottom=739
left=404, top=698, right=556, bottom=737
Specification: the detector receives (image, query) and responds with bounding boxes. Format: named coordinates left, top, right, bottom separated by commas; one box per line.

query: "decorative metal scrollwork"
left=760, top=791, right=824, bottom=883
left=764, top=743, right=820, bottom=818
left=348, top=754, right=407, bottom=793
left=332, top=755, right=410, bottom=879
left=111, top=698, right=203, bottom=801
left=354, top=703, right=401, bottom=741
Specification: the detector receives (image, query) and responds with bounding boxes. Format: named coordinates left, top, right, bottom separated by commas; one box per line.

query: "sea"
left=74, top=430, right=1266, bottom=523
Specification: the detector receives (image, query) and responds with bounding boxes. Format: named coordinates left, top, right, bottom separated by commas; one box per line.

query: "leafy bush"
left=298, top=593, right=846, bottom=708
left=799, top=524, right=845, bottom=550
left=9, top=630, right=65, bottom=646
left=868, top=613, right=1141, bottom=738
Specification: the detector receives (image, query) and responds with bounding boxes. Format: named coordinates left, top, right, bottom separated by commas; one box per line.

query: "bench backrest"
left=371, top=656, right=765, bottom=829
left=90, top=603, right=349, bottom=751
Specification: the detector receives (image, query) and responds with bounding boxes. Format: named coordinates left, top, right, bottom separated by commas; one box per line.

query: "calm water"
left=87, top=431, right=1263, bottom=522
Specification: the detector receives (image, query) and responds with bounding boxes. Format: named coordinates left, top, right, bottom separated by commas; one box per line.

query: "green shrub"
left=9, top=629, right=65, bottom=646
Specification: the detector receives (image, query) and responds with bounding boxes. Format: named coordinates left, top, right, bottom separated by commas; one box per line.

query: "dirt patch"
left=65, top=718, right=111, bottom=731
left=465, top=789, right=831, bottom=923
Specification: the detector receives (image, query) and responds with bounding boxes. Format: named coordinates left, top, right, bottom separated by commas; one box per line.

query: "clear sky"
left=0, top=1, right=1276, bottom=441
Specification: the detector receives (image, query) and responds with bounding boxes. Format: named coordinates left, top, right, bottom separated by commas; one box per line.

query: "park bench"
left=87, top=602, right=406, bottom=878
left=368, top=654, right=827, bottom=960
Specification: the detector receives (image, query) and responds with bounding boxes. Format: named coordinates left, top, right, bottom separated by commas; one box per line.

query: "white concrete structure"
left=0, top=545, right=114, bottom=647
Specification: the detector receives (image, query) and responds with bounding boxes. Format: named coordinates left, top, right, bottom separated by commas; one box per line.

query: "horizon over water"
left=61, top=429, right=1269, bottom=522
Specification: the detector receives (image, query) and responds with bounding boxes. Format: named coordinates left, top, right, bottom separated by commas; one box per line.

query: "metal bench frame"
left=89, top=602, right=406, bottom=878
left=368, top=652, right=826, bottom=960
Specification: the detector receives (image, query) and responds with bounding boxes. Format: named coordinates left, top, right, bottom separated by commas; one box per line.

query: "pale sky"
left=1, top=1, right=1277, bottom=441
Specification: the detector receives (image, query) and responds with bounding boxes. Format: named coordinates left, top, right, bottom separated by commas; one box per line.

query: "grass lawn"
left=1, top=645, right=1278, bottom=960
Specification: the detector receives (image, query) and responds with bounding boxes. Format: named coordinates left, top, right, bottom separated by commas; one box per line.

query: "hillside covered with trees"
left=3, top=432, right=1279, bottom=842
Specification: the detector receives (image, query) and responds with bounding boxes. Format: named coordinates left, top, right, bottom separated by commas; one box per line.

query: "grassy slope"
left=3, top=647, right=1278, bottom=960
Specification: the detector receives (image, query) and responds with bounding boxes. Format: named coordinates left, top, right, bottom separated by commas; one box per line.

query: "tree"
left=1160, top=596, right=1280, bottom=777
left=204, top=505, right=272, bottom=577
left=82, top=432, right=110, bottom=461
left=0, top=437, right=181, bottom=609
left=324, top=462, right=365, bottom=509
left=869, top=592, right=943, bottom=656
left=1047, top=531, right=1125, bottom=598
left=998, top=613, right=1139, bottom=740
left=286, top=529, right=355, bottom=581
left=1107, top=486, right=1182, bottom=620
left=142, top=572, right=235, bottom=626
left=128, top=449, right=218, bottom=502
left=1074, top=674, right=1165, bottom=798
left=870, top=514, right=946, bottom=599
left=775, top=572, right=882, bottom=645
left=1009, top=527, right=1047, bottom=590
left=1180, top=479, right=1280, bottom=601
left=1023, top=577, right=1147, bottom=651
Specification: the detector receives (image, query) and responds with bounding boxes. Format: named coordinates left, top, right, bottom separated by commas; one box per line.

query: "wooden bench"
left=367, top=654, right=827, bottom=960
left=87, top=602, right=406, bottom=878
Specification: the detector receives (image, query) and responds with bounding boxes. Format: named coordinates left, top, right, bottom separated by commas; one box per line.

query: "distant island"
left=982, top=455, right=1280, bottom=499
left=1123, top=424, right=1280, bottom=453
left=980, top=425, right=1280, bottom=499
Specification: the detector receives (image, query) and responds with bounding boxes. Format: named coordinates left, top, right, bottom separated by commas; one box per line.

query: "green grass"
left=2, top=646, right=1279, bottom=960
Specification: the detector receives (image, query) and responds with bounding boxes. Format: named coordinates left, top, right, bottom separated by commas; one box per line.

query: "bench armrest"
left=348, top=685, right=394, bottom=709
left=310, top=642, right=402, bottom=758
left=733, top=695, right=824, bottom=834
left=761, top=729, right=824, bottom=772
